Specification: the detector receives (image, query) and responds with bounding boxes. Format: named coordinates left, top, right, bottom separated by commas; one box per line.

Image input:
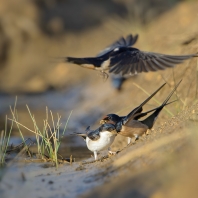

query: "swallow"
left=66, top=34, right=138, bottom=77
left=100, top=80, right=181, bottom=144
left=73, top=123, right=117, bottom=160
left=65, top=34, right=197, bottom=77
left=66, top=34, right=138, bottom=90
left=103, top=34, right=138, bottom=90
left=98, top=34, right=138, bottom=90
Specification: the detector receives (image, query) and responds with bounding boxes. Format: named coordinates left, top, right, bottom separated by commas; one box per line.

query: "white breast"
left=86, top=131, right=116, bottom=152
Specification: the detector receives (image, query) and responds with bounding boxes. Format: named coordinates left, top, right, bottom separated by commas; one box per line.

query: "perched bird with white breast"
left=100, top=80, right=181, bottom=144
left=73, top=123, right=117, bottom=160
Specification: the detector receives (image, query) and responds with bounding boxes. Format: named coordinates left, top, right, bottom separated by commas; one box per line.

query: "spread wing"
left=109, top=49, right=197, bottom=75
left=97, top=34, right=138, bottom=57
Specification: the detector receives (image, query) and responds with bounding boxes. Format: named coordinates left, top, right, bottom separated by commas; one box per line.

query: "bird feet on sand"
left=108, top=150, right=117, bottom=155
left=108, top=147, right=117, bottom=155
left=127, top=136, right=139, bottom=146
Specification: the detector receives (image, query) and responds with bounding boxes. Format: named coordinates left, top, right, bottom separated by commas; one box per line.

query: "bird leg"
left=129, top=134, right=139, bottom=144
left=127, top=137, right=132, bottom=145
left=108, top=147, right=117, bottom=155
left=146, top=129, right=151, bottom=135
left=127, top=135, right=139, bottom=145
left=134, top=134, right=139, bottom=141
left=94, top=151, right=98, bottom=160
left=98, top=70, right=109, bottom=81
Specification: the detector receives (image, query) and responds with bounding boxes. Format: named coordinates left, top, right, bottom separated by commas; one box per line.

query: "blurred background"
left=0, top=0, right=198, bottom=160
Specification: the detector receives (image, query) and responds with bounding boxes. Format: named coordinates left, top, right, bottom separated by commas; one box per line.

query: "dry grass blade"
left=9, top=97, right=26, bottom=144
left=9, top=105, right=72, bottom=168
left=0, top=114, right=15, bottom=167
left=196, top=48, right=198, bottom=100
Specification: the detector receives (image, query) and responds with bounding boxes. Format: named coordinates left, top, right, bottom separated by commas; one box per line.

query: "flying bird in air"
left=100, top=80, right=181, bottom=144
left=65, top=34, right=197, bottom=80
left=67, top=34, right=138, bottom=90
left=73, top=123, right=117, bottom=160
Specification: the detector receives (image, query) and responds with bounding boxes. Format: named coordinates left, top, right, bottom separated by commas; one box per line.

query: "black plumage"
left=100, top=80, right=182, bottom=144
left=66, top=34, right=197, bottom=76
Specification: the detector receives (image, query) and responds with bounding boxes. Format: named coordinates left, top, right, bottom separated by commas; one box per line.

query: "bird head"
left=100, top=114, right=121, bottom=125
left=99, top=123, right=117, bottom=135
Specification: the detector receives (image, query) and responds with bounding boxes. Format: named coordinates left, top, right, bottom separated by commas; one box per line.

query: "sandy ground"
left=1, top=103, right=198, bottom=198
left=0, top=0, right=198, bottom=198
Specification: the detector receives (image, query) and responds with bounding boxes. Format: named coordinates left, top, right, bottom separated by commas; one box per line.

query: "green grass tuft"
left=10, top=105, right=72, bottom=167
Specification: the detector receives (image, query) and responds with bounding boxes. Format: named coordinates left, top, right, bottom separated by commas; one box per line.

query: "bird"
left=73, top=123, right=117, bottom=160
left=99, top=34, right=138, bottom=90
left=66, top=34, right=139, bottom=90
left=100, top=80, right=181, bottom=144
left=65, top=34, right=197, bottom=78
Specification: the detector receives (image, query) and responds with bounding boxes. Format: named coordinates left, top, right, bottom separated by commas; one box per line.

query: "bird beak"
left=100, top=116, right=109, bottom=124
left=100, top=119, right=116, bottom=125
left=100, top=116, right=116, bottom=125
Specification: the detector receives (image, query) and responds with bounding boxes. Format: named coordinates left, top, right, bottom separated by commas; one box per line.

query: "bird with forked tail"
left=67, top=34, right=139, bottom=90
left=73, top=123, right=117, bottom=160
left=100, top=80, right=182, bottom=144
left=66, top=34, right=138, bottom=71
left=65, top=34, right=197, bottom=79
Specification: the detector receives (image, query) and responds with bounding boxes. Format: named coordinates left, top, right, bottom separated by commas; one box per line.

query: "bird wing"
left=119, top=121, right=148, bottom=138
left=97, top=34, right=138, bottom=57
left=109, top=49, right=197, bottom=75
left=87, top=130, right=100, bottom=141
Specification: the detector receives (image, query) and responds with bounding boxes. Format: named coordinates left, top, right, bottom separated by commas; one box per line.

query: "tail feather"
left=134, top=100, right=177, bottom=120
left=66, top=56, right=102, bottom=68
left=123, top=82, right=167, bottom=125
left=71, top=132, right=87, bottom=141
left=66, top=57, right=90, bottom=65
left=141, top=80, right=182, bottom=129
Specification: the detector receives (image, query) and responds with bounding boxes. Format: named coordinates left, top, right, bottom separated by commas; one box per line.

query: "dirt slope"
left=0, top=1, right=198, bottom=198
